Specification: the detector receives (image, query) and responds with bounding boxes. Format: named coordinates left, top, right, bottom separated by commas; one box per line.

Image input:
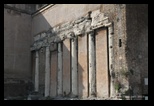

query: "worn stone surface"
left=38, top=48, right=45, bottom=95
left=95, top=28, right=109, bottom=98
left=34, top=51, right=39, bottom=91
left=88, top=31, right=96, bottom=97
left=78, top=34, right=88, bottom=98
left=108, top=24, right=115, bottom=97
left=50, top=43, right=57, bottom=51
left=45, top=46, right=51, bottom=97
left=31, top=51, right=36, bottom=91
left=30, top=10, right=110, bottom=51
left=63, top=39, right=71, bottom=96
left=57, top=43, right=63, bottom=96
left=100, top=4, right=130, bottom=94
left=4, top=79, right=32, bottom=97
left=71, top=38, right=78, bottom=96
left=50, top=51, right=58, bottom=97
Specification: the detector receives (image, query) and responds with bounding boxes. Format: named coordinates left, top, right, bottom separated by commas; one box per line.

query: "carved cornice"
left=31, top=10, right=111, bottom=51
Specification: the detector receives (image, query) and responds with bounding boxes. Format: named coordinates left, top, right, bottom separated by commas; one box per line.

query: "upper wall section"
left=4, top=4, right=48, bottom=14
left=4, top=7, right=32, bottom=80
left=32, top=4, right=101, bottom=36
left=4, top=4, right=36, bottom=14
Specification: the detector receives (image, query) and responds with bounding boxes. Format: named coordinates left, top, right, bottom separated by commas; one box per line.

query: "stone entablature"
left=30, top=10, right=111, bottom=51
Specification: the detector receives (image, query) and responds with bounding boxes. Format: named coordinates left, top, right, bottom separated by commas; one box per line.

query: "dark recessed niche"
left=119, top=39, right=122, bottom=47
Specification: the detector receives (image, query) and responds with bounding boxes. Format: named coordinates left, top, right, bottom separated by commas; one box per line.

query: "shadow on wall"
left=31, top=11, right=87, bottom=98
left=125, top=4, right=148, bottom=97
left=4, top=6, right=33, bottom=98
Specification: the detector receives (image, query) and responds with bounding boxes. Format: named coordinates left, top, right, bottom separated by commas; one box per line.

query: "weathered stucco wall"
left=126, top=4, right=148, bottom=95
left=32, top=4, right=101, bottom=36
left=4, top=7, right=32, bottom=97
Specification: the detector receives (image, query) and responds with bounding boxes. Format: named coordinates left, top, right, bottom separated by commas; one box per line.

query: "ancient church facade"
left=4, top=4, right=148, bottom=100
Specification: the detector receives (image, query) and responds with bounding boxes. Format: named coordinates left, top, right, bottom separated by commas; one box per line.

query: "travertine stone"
left=45, top=46, right=50, bottom=97
left=40, top=32, right=46, bottom=39
left=57, top=43, right=63, bottom=96
left=78, top=34, right=88, bottom=98
left=62, top=39, right=71, bottom=96
left=50, top=51, right=57, bottom=97
left=96, top=29, right=109, bottom=98
left=88, top=31, right=96, bottom=97
left=35, top=50, right=39, bottom=92
left=71, top=37, right=78, bottom=96
left=108, top=24, right=115, bottom=97
left=34, top=34, right=41, bottom=41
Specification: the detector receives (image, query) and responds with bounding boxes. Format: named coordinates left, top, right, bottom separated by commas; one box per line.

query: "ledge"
left=32, top=4, right=55, bottom=17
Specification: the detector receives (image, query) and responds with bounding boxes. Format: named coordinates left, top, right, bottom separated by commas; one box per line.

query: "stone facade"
left=4, top=4, right=148, bottom=100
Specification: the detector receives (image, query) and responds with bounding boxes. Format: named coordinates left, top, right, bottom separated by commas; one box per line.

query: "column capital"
left=45, top=43, right=50, bottom=47
left=35, top=48, right=39, bottom=52
left=66, top=31, right=75, bottom=39
left=87, top=30, right=94, bottom=35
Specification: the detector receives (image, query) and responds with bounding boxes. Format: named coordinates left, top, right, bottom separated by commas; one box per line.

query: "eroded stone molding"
left=30, top=10, right=111, bottom=51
